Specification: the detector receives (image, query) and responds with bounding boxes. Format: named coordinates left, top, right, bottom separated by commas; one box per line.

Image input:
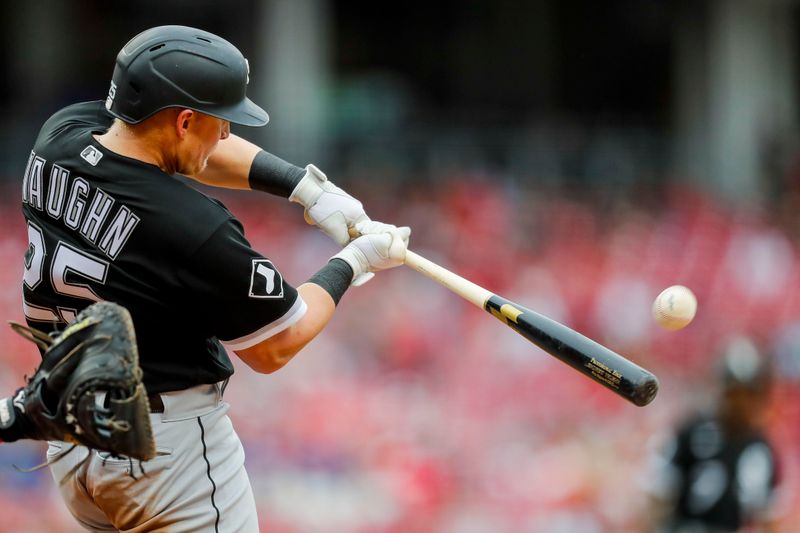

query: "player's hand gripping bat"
left=403, top=250, right=659, bottom=407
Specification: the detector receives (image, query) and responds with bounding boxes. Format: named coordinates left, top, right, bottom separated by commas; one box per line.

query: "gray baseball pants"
left=47, top=382, right=259, bottom=532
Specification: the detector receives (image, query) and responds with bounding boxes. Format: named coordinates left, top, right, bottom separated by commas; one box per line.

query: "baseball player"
left=644, top=337, right=780, bottom=532
left=13, top=25, right=409, bottom=532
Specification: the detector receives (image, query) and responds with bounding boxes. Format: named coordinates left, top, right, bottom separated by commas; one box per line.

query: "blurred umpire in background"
left=644, top=337, right=780, bottom=533
left=3, top=25, right=410, bottom=531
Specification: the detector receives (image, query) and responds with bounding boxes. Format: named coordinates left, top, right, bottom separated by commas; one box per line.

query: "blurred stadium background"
left=1, top=0, right=800, bottom=531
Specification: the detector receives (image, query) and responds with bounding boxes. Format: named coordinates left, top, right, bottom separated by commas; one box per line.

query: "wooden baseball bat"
left=403, top=250, right=659, bottom=407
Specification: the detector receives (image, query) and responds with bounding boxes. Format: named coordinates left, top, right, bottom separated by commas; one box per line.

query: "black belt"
left=148, top=394, right=164, bottom=413
left=146, top=380, right=228, bottom=414
left=104, top=392, right=164, bottom=413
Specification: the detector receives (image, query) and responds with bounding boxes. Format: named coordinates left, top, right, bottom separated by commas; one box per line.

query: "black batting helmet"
left=718, top=336, right=772, bottom=393
left=105, top=25, right=268, bottom=127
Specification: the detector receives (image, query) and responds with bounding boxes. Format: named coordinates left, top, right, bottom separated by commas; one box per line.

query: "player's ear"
left=175, top=109, right=194, bottom=138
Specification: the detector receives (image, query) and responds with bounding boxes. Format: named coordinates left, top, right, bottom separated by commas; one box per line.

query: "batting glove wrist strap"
left=332, top=244, right=371, bottom=283
left=290, top=164, right=370, bottom=246
left=288, top=163, right=327, bottom=206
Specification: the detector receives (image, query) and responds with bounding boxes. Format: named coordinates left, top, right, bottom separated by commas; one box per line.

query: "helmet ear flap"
left=105, top=25, right=268, bottom=127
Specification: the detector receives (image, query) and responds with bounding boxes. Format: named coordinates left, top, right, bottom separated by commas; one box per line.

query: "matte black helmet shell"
left=105, top=25, right=268, bottom=126
left=719, top=336, right=772, bottom=392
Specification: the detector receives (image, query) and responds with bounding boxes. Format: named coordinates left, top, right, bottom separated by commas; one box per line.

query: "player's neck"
left=94, top=119, right=176, bottom=174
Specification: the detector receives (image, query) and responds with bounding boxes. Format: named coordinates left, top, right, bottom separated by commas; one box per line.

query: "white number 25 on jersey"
left=23, top=221, right=109, bottom=324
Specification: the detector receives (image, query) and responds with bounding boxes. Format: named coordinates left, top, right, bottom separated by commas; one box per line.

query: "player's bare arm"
left=235, top=283, right=335, bottom=373
left=194, top=133, right=370, bottom=247
left=191, top=133, right=261, bottom=189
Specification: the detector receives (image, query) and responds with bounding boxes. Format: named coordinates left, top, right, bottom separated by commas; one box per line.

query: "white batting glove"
left=332, top=220, right=411, bottom=285
left=289, top=164, right=369, bottom=246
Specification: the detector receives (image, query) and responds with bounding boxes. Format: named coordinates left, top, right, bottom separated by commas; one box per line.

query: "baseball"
left=652, top=285, right=697, bottom=330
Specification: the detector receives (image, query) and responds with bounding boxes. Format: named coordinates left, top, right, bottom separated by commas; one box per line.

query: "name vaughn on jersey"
left=22, top=149, right=140, bottom=260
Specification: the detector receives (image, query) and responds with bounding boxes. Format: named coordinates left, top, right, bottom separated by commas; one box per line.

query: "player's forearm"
left=193, top=134, right=306, bottom=196
left=198, top=136, right=370, bottom=247
left=234, top=258, right=355, bottom=373
left=235, top=282, right=337, bottom=374
left=192, top=134, right=261, bottom=189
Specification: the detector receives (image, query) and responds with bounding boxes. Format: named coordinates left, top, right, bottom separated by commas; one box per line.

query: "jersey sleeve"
left=177, top=218, right=307, bottom=350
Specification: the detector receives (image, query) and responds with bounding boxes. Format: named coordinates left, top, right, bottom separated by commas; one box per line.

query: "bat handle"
left=403, top=250, right=492, bottom=310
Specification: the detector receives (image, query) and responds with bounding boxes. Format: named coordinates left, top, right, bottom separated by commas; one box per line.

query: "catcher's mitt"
left=8, top=301, right=155, bottom=461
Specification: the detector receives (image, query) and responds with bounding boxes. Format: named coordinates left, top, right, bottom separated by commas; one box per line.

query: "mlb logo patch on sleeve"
left=249, top=259, right=284, bottom=298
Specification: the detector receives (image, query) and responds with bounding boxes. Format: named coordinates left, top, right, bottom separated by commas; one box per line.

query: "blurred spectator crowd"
left=0, top=175, right=798, bottom=532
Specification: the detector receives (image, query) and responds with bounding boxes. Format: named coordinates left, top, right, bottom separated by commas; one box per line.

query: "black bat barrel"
left=485, top=296, right=659, bottom=406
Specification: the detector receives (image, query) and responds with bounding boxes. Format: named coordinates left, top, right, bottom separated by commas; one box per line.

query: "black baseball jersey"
left=661, top=415, right=777, bottom=531
left=20, top=101, right=307, bottom=393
